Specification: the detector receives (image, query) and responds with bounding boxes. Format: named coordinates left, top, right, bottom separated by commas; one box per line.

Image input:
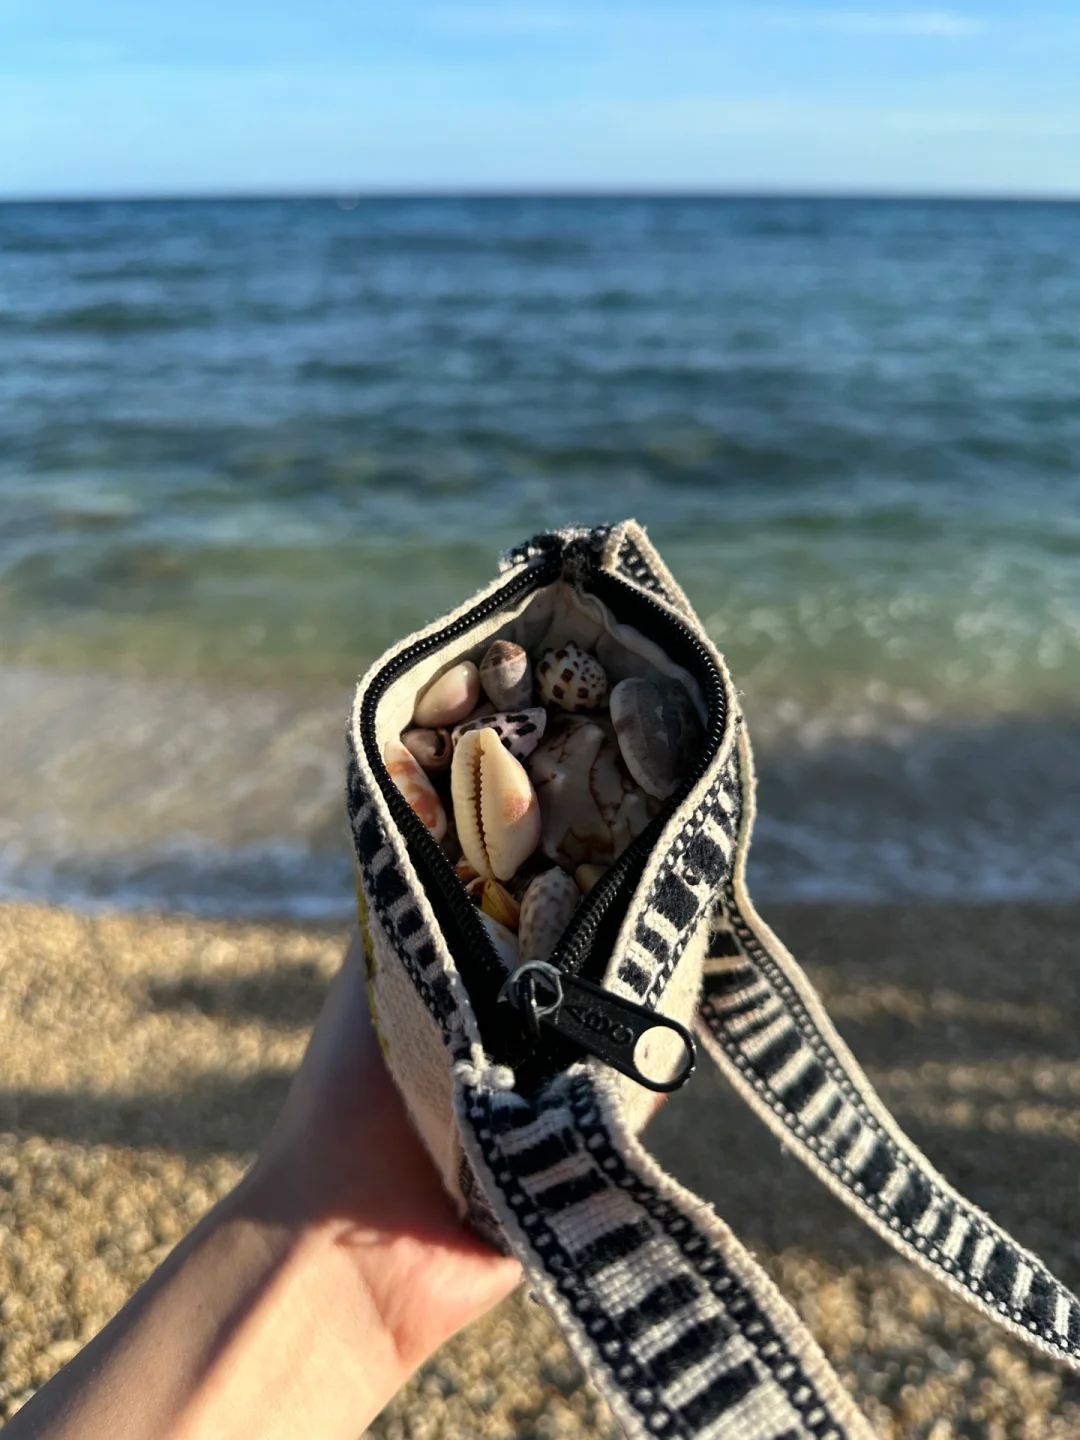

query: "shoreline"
left=2, top=899, right=1078, bottom=1435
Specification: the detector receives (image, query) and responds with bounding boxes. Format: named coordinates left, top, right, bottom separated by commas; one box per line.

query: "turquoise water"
left=3, top=197, right=1079, bottom=914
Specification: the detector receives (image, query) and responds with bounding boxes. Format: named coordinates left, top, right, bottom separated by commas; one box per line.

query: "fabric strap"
left=457, top=1063, right=875, bottom=1440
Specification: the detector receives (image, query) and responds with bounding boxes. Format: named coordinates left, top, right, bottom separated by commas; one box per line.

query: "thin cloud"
left=765, top=9, right=984, bottom=37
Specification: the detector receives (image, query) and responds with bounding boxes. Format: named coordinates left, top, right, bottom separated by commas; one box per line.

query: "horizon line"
left=4, top=186, right=1080, bottom=206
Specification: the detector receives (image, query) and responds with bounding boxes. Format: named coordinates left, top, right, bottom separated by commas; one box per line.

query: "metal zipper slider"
left=498, top=963, right=696, bottom=1094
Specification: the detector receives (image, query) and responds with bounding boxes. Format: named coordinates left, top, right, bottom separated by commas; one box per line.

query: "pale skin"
left=8, top=932, right=521, bottom=1440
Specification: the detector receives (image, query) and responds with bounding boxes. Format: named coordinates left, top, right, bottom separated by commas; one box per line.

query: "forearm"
left=7, top=1171, right=409, bottom=1440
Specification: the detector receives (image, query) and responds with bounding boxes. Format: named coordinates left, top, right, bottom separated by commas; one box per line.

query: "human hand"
left=247, top=930, right=521, bottom=1373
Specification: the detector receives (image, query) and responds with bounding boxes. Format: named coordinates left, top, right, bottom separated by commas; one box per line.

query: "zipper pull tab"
left=498, top=962, right=696, bottom=1094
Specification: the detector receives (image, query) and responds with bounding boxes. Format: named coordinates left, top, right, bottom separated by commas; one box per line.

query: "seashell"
left=609, top=678, right=701, bottom=800
left=574, top=863, right=608, bottom=895
left=451, top=726, right=541, bottom=881
left=455, top=857, right=480, bottom=884
left=400, top=726, right=453, bottom=776
left=480, top=878, right=521, bottom=931
left=451, top=707, right=548, bottom=760
left=479, top=639, right=533, bottom=711
left=384, top=738, right=447, bottom=842
left=519, top=868, right=580, bottom=967
left=527, top=715, right=650, bottom=870
left=479, top=911, right=520, bottom=971
left=413, top=661, right=481, bottom=728
left=535, top=642, right=609, bottom=712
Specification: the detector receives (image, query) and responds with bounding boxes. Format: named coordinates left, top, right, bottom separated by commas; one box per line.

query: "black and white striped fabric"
left=349, top=520, right=1080, bottom=1440
left=694, top=757, right=1080, bottom=1369
left=456, top=1065, right=873, bottom=1440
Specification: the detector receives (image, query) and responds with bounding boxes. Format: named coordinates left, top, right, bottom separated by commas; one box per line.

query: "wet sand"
left=1, top=901, right=1078, bottom=1438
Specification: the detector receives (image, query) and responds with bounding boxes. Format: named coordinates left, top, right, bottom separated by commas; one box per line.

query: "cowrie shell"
left=451, top=727, right=541, bottom=882
left=451, top=707, right=548, bottom=760
left=535, top=642, right=609, bottom=712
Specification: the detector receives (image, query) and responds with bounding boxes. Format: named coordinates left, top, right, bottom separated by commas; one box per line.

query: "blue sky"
left=4, top=2, right=1080, bottom=197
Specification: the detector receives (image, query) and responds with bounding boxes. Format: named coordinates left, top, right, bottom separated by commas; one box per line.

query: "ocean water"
left=2, top=196, right=1079, bottom=918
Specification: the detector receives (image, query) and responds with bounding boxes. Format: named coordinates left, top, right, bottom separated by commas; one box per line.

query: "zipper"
left=359, top=535, right=726, bottom=1090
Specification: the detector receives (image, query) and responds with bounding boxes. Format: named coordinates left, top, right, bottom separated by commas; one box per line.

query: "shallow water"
left=2, top=196, right=1079, bottom=916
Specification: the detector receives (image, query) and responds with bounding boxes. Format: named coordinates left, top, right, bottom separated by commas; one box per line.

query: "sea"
left=2, top=196, right=1079, bottom=921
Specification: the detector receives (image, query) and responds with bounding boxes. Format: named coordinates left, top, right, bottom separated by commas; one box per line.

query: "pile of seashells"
left=385, top=638, right=701, bottom=973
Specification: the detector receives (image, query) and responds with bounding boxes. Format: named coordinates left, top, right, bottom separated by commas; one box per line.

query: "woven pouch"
left=347, top=520, right=1080, bottom=1440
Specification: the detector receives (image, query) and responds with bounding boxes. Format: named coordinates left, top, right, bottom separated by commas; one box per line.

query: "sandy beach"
left=1, top=900, right=1078, bottom=1438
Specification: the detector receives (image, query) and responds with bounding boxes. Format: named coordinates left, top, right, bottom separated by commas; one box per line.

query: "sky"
left=3, top=1, right=1080, bottom=198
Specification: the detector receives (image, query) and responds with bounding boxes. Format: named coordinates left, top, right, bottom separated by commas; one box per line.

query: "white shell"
left=450, top=727, right=541, bottom=881
left=479, top=911, right=520, bottom=971
left=451, top=707, right=547, bottom=759
left=519, top=868, right=580, bottom=967
left=535, top=642, right=609, bottom=712
left=413, top=661, right=481, bottom=727
left=384, top=738, right=448, bottom=842
left=526, top=716, right=651, bottom=869
left=479, top=640, right=533, bottom=710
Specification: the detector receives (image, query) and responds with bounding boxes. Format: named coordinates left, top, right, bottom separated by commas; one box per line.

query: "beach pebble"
left=609, top=678, right=698, bottom=800
left=400, top=726, right=453, bottom=775
left=384, top=738, right=448, bottom=841
left=480, top=640, right=533, bottom=711
left=451, top=726, right=541, bottom=882
left=452, top=707, right=548, bottom=760
left=519, top=868, right=580, bottom=966
left=535, top=642, right=609, bottom=712
left=413, top=661, right=481, bottom=728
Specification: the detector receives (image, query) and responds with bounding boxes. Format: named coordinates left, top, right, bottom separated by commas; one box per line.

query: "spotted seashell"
left=479, top=911, right=520, bottom=971
left=413, top=661, right=481, bottom=728
left=451, top=726, right=541, bottom=882
left=479, top=639, right=533, bottom=711
left=535, top=642, right=609, bottom=713
left=574, top=863, right=608, bottom=895
left=480, top=878, right=521, bottom=931
left=400, top=726, right=453, bottom=776
left=526, top=715, right=651, bottom=869
left=519, top=868, right=580, bottom=967
left=451, top=707, right=548, bottom=760
left=609, top=678, right=701, bottom=800
left=384, top=738, right=447, bottom=842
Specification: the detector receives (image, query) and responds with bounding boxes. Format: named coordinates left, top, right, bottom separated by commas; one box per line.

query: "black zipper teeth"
left=359, top=552, right=561, bottom=1003
left=359, top=547, right=727, bottom=1064
left=545, top=570, right=727, bottom=985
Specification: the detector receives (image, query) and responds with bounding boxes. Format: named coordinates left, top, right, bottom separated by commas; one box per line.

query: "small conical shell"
left=384, top=738, right=447, bottom=841
left=519, top=868, right=580, bottom=967
left=479, top=640, right=533, bottom=710
left=451, top=726, right=541, bottom=882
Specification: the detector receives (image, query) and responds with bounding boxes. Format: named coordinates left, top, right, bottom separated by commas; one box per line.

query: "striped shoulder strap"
left=456, top=1063, right=875, bottom=1440
left=695, top=751, right=1080, bottom=1373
